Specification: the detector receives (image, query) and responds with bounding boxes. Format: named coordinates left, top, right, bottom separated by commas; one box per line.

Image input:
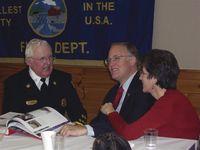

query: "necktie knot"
left=118, top=86, right=124, bottom=94
left=40, top=78, right=46, bottom=83
left=40, top=78, right=47, bottom=92
left=113, top=86, right=124, bottom=109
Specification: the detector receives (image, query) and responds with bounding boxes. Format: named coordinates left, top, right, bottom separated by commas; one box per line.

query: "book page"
left=6, top=107, right=69, bottom=137
left=7, top=121, right=40, bottom=138
left=0, top=112, right=23, bottom=126
left=28, top=107, right=69, bottom=134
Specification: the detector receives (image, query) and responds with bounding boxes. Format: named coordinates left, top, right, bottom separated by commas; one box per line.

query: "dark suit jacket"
left=3, top=68, right=87, bottom=124
left=90, top=72, right=155, bottom=136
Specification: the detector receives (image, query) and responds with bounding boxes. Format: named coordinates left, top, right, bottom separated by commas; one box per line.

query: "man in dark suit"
left=59, top=42, right=155, bottom=136
left=3, top=38, right=87, bottom=125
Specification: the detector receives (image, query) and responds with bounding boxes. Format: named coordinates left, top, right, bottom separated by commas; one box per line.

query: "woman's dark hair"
left=141, top=49, right=180, bottom=89
left=92, top=132, right=132, bottom=150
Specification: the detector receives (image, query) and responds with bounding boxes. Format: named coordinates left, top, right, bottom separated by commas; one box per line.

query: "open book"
left=0, top=107, right=69, bottom=138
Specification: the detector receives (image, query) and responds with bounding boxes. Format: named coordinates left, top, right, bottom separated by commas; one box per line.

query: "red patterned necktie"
left=113, top=86, right=124, bottom=109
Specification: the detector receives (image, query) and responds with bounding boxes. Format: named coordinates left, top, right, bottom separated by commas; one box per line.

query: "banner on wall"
left=0, top=0, right=155, bottom=60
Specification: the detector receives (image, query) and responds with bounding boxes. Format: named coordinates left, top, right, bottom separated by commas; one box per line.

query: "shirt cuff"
left=85, top=125, right=95, bottom=136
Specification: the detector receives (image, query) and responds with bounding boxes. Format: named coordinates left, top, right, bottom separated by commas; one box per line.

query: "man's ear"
left=25, top=58, right=31, bottom=66
left=130, top=56, right=136, bottom=65
left=152, top=77, right=158, bottom=85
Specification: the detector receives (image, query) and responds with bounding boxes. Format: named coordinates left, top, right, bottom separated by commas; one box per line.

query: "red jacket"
left=108, top=89, right=200, bottom=140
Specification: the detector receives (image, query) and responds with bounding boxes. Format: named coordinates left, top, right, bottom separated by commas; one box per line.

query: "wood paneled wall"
left=0, top=63, right=200, bottom=122
left=177, top=70, right=200, bottom=115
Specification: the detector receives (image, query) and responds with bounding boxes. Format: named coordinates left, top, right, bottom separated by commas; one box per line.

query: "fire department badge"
left=27, top=0, right=67, bottom=38
left=61, top=98, right=67, bottom=107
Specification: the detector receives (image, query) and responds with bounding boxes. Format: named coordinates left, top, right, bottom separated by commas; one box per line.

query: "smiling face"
left=107, top=44, right=137, bottom=84
left=139, top=67, right=157, bottom=94
left=26, top=43, right=53, bottom=78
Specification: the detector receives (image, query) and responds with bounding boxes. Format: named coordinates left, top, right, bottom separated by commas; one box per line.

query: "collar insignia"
left=61, top=98, right=67, bottom=107
left=26, top=84, right=31, bottom=88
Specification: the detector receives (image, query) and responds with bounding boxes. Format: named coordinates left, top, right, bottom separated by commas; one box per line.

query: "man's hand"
left=100, top=102, right=115, bottom=115
left=59, top=124, right=87, bottom=136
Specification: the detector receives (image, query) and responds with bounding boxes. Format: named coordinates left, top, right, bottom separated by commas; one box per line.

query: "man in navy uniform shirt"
left=3, top=38, right=87, bottom=125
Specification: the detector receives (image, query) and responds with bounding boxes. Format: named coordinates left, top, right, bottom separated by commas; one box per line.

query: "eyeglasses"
left=30, top=56, right=55, bottom=63
left=104, top=55, right=132, bottom=65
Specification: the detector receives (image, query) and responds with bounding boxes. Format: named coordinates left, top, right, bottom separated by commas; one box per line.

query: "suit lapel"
left=120, top=72, right=140, bottom=113
left=48, top=70, right=58, bottom=90
left=23, top=68, right=40, bottom=93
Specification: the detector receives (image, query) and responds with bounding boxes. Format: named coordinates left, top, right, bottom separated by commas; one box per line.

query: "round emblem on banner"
left=27, top=0, right=67, bottom=38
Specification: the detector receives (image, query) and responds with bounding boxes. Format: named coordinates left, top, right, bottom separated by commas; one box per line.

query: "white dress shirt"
left=29, top=68, right=49, bottom=90
left=86, top=71, right=137, bottom=136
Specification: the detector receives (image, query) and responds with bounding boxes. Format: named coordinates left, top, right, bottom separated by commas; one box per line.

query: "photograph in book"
left=0, top=107, right=69, bottom=138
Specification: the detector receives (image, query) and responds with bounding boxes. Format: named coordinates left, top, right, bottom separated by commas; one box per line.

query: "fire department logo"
left=27, top=0, right=67, bottom=38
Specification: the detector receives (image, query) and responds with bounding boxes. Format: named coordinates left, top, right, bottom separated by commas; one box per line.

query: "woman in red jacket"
left=101, top=49, right=200, bottom=140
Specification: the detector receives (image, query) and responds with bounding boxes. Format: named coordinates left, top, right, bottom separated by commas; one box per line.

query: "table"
left=129, top=136, right=196, bottom=150
left=0, top=134, right=196, bottom=150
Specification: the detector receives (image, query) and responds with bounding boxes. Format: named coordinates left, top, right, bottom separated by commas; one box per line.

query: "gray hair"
left=110, top=42, right=140, bottom=68
left=25, top=38, right=51, bottom=58
left=111, top=42, right=138, bottom=59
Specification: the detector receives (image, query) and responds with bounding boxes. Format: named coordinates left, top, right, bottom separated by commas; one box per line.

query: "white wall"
left=153, top=0, right=200, bottom=70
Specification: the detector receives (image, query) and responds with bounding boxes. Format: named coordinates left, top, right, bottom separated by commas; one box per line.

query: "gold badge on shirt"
left=26, top=84, right=31, bottom=88
left=53, top=81, right=57, bottom=85
left=26, top=99, right=38, bottom=105
left=61, top=98, right=67, bottom=107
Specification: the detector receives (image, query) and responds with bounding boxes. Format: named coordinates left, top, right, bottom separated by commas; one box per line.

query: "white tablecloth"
left=0, top=134, right=196, bottom=150
left=129, top=136, right=196, bottom=150
left=0, top=134, right=94, bottom=150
